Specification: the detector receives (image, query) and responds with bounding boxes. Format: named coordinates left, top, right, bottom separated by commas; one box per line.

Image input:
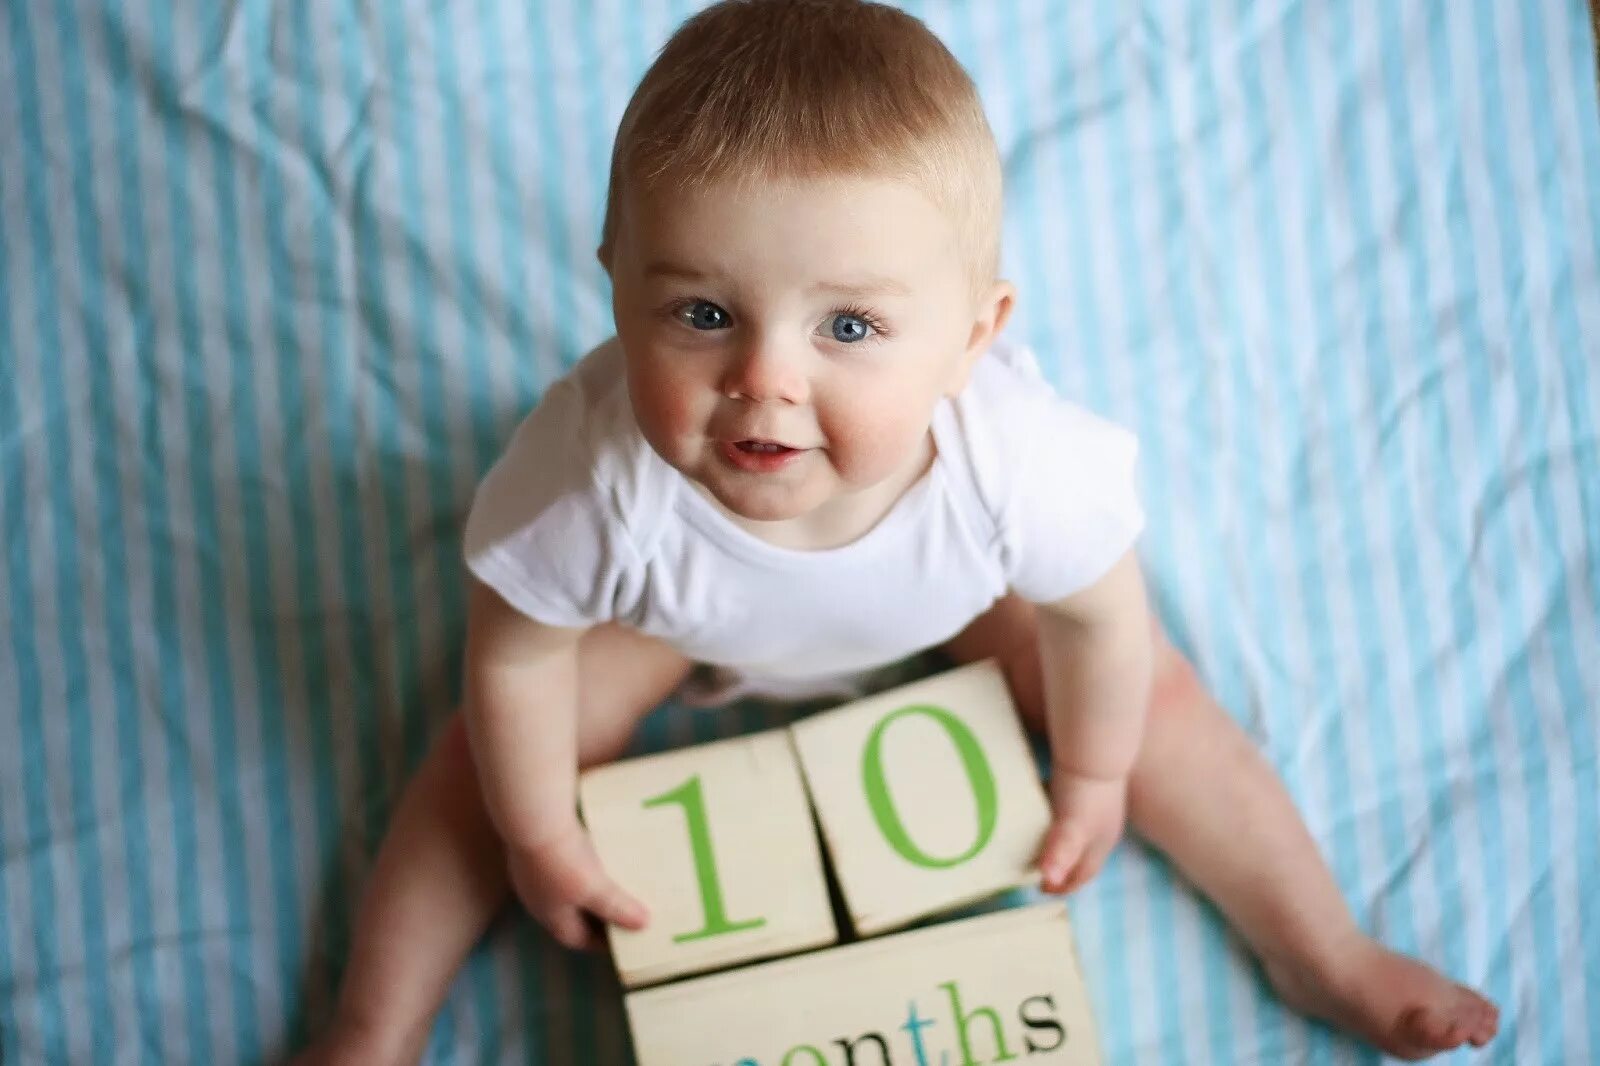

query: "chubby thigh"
left=558, top=592, right=1057, bottom=767
left=573, top=622, right=698, bottom=765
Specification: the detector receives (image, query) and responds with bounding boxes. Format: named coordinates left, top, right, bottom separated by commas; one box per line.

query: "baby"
left=298, top=1, right=1498, bottom=1062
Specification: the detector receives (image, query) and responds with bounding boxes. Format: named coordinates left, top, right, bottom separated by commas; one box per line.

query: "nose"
left=720, top=335, right=809, bottom=404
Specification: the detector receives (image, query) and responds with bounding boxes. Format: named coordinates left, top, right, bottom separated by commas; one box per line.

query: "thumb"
left=586, top=875, right=651, bottom=931
left=1036, top=816, right=1084, bottom=891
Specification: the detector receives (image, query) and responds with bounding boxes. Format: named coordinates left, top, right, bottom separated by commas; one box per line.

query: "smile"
left=720, top=440, right=807, bottom=473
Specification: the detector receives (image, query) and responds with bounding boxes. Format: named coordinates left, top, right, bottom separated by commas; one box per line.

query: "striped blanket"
left=1, top=2, right=1596, bottom=1062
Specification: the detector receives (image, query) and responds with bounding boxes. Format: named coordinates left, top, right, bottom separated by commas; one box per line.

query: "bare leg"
left=938, top=593, right=1499, bottom=1060
left=292, top=623, right=694, bottom=1066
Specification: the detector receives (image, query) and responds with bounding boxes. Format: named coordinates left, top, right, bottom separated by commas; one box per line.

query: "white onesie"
left=462, top=334, right=1144, bottom=707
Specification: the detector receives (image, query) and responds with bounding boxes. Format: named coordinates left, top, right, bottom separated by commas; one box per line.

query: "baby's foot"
left=1263, top=931, right=1499, bottom=1060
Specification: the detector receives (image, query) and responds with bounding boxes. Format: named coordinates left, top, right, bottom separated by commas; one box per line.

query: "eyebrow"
left=644, top=261, right=709, bottom=282
left=644, top=260, right=912, bottom=298
left=809, top=276, right=913, bottom=299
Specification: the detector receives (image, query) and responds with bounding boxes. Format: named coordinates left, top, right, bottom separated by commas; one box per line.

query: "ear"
left=944, top=280, right=1017, bottom=398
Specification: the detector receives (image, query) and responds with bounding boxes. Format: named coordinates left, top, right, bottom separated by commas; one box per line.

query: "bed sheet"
left=1, top=1, right=1597, bottom=1063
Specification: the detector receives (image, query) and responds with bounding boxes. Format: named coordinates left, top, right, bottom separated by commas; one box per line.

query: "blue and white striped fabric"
left=2, top=1, right=1596, bottom=1063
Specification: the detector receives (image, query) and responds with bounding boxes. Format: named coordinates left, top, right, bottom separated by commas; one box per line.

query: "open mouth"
left=720, top=439, right=805, bottom=472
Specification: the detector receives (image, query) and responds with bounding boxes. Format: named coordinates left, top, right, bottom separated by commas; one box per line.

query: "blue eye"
left=830, top=313, right=873, bottom=343
left=679, top=300, right=730, bottom=330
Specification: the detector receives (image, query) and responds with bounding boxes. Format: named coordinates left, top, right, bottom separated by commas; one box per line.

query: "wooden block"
left=789, top=659, right=1052, bottom=936
left=625, top=901, right=1101, bottom=1065
left=578, top=728, right=838, bottom=988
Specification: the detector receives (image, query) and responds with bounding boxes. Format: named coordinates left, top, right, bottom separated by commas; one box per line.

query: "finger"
left=531, top=839, right=647, bottom=927
left=1032, top=816, right=1077, bottom=867
left=1036, top=822, right=1084, bottom=892
left=542, top=904, right=595, bottom=952
left=1061, top=842, right=1112, bottom=894
left=579, top=917, right=612, bottom=954
left=1039, top=836, right=1080, bottom=890
left=506, top=870, right=544, bottom=919
left=571, top=911, right=610, bottom=955
left=582, top=877, right=650, bottom=931
left=542, top=843, right=608, bottom=902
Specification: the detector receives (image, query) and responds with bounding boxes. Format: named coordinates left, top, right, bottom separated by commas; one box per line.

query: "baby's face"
left=607, top=173, right=1006, bottom=530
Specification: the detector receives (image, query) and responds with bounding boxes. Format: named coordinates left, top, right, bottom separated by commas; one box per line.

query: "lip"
left=719, top=439, right=808, bottom=473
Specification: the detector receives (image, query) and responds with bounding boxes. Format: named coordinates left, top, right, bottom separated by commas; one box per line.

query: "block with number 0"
left=577, top=727, right=838, bottom=988
left=789, top=658, right=1053, bottom=935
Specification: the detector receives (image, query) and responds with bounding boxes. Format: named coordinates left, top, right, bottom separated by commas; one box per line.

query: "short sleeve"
left=997, top=391, right=1145, bottom=604
left=461, top=377, right=635, bottom=629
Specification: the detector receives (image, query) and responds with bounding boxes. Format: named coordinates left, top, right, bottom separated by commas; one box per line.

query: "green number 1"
left=642, top=774, right=767, bottom=943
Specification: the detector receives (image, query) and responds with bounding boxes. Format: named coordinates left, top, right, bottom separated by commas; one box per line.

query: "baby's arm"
left=461, top=579, right=649, bottom=948
left=1031, top=548, right=1154, bottom=893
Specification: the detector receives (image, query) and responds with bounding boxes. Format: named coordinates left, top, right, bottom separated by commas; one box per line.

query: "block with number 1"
left=577, top=728, right=838, bottom=988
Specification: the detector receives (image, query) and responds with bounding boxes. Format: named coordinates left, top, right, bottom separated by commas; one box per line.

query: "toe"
left=1389, top=1006, right=1441, bottom=1059
left=1470, top=999, right=1500, bottom=1046
left=1399, top=1000, right=1478, bottom=1053
left=1462, top=989, right=1499, bottom=1046
left=1398, top=1004, right=1444, bottom=1047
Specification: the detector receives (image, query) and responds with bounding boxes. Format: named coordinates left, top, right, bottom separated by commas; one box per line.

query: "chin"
left=715, top=486, right=813, bottom=524
left=700, top=469, right=824, bottom=522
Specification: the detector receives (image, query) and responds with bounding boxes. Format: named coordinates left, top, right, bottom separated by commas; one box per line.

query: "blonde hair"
left=599, top=0, right=1003, bottom=289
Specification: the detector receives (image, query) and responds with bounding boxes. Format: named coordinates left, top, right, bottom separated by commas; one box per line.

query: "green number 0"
left=642, top=774, right=767, bottom=943
left=861, top=703, right=998, bottom=869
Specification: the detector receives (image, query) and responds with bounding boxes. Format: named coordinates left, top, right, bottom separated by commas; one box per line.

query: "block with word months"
left=578, top=728, right=837, bottom=988
left=625, top=900, right=1101, bottom=1065
left=789, top=658, right=1052, bottom=936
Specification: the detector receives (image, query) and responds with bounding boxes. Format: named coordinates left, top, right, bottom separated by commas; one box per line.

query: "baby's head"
left=599, top=0, right=1014, bottom=532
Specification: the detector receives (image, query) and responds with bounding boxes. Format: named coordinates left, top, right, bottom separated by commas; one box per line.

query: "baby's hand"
left=1035, top=767, right=1128, bottom=895
left=506, top=823, right=650, bottom=952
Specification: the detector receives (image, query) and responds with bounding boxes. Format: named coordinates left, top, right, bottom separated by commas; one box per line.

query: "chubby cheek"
left=626, top=360, right=709, bottom=465
left=816, top=390, right=929, bottom=487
